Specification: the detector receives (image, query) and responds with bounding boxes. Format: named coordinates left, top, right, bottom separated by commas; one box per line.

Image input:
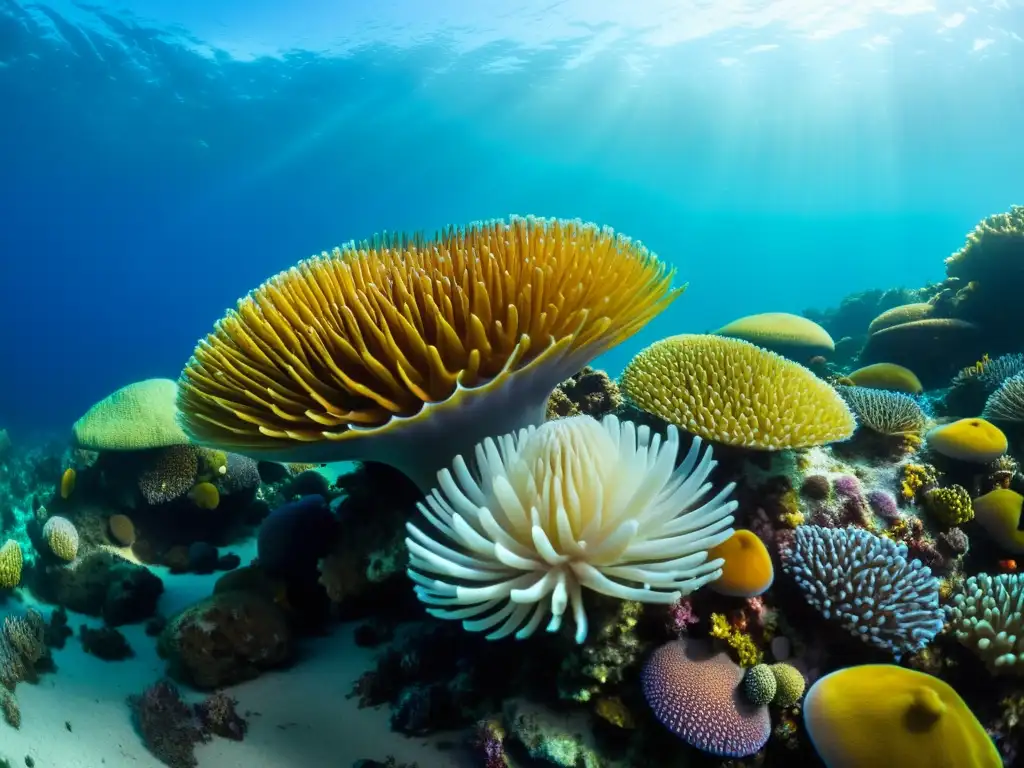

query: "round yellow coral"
left=42, top=516, right=79, bottom=562
left=846, top=363, right=923, bottom=394
left=923, top=485, right=974, bottom=528
left=770, top=662, right=806, bottom=707
left=714, top=312, right=834, bottom=358
left=620, top=334, right=856, bottom=450
left=0, top=540, right=23, bottom=588
left=927, top=418, right=1007, bottom=463
left=867, top=303, right=934, bottom=335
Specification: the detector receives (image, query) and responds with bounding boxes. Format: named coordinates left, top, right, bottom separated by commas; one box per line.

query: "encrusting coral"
left=405, top=414, right=737, bottom=644
left=619, top=334, right=856, bottom=450
left=176, top=216, right=681, bottom=491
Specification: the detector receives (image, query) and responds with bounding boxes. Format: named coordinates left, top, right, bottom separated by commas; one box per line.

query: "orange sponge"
left=707, top=530, right=774, bottom=598
left=804, top=664, right=1000, bottom=768
left=926, top=418, right=1007, bottom=463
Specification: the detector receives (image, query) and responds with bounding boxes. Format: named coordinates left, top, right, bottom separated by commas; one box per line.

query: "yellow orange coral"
left=620, top=334, right=855, bottom=450
left=927, top=418, right=1007, bottom=463
left=59, top=468, right=76, bottom=500
left=973, top=488, right=1024, bottom=554
left=707, top=530, right=774, bottom=598
left=0, top=540, right=23, bottom=589
left=867, top=303, right=934, bottom=335
left=714, top=312, right=834, bottom=358
left=177, top=217, right=680, bottom=491
left=846, top=363, right=923, bottom=394
left=803, top=665, right=1000, bottom=768
left=900, top=463, right=937, bottom=502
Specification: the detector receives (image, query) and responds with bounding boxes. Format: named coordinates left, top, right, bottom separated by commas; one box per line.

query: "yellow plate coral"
left=620, top=334, right=855, bottom=450
left=714, top=312, right=834, bottom=359
left=846, top=362, right=923, bottom=394
left=177, top=217, right=680, bottom=490
left=803, top=664, right=1000, bottom=768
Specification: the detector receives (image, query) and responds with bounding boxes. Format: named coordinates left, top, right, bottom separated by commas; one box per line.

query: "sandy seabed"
left=1, top=540, right=470, bottom=768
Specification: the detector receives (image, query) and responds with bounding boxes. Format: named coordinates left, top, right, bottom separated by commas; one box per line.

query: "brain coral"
left=406, top=414, right=737, bottom=644
left=643, top=638, right=771, bottom=758
left=983, top=372, right=1024, bottom=422
left=177, top=216, right=680, bottom=491
left=620, top=335, right=855, bottom=450
left=72, top=378, right=189, bottom=451
left=42, top=516, right=79, bottom=562
left=804, top=664, right=1000, bottom=768
left=947, top=573, right=1024, bottom=675
left=714, top=312, right=834, bottom=358
left=837, top=385, right=926, bottom=436
left=781, top=525, right=943, bottom=657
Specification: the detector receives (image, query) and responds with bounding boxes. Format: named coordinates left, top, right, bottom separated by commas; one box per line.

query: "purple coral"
left=643, top=638, right=770, bottom=758
left=866, top=489, right=901, bottom=522
left=832, top=474, right=863, bottom=499
left=473, top=719, right=509, bottom=768
left=128, top=679, right=209, bottom=768
left=668, top=597, right=699, bottom=635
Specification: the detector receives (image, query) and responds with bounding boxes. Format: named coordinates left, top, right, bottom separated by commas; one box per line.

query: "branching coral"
left=177, top=216, right=680, bottom=491
left=406, top=414, right=737, bottom=644
left=781, top=525, right=943, bottom=657
left=946, top=573, right=1024, bottom=675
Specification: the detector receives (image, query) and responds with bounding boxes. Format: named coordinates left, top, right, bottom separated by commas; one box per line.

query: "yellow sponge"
left=926, top=418, right=1007, bottom=463
left=804, top=664, right=999, bottom=768
left=72, top=378, right=189, bottom=451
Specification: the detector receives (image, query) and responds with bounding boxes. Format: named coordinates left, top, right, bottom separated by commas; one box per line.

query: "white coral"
left=405, top=414, right=737, bottom=644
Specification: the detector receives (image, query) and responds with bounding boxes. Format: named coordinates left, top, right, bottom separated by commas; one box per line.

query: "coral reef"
left=158, top=590, right=292, bottom=689
left=128, top=679, right=209, bottom=768
left=79, top=624, right=133, bottom=660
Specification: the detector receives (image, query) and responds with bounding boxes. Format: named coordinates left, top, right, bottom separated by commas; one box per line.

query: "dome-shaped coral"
left=177, top=217, right=680, bottom=491
left=42, top=516, right=79, bottom=562
left=922, top=485, right=973, bottom=528
left=620, top=334, right=855, bottom=450
left=0, top=540, right=23, bottom=589
left=926, top=417, right=1007, bottom=463
left=803, top=665, right=1000, bottom=768
left=707, top=530, right=773, bottom=598
left=867, top=303, right=934, bottom=335
left=972, top=488, right=1024, bottom=553
left=643, top=638, right=770, bottom=758
left=845, top=363, right=923, bottom=394
left=188, top=482, right=220, bottom=510
left=72, top=378, right=189, bottom=451
left=60, top=468, right=76, bottom=500
left=108, top=514, right=136, bottom=547
left=406, top=414, right=737, bottom=644
left=741, top=664, right=776, bottom=705
left=138, top=445, right=200, bottom=505
left=769, top=662, right=805, bottom=707
left=714, top=312, right=834, bottom=358
left=837, top=386, right=926, bottom=436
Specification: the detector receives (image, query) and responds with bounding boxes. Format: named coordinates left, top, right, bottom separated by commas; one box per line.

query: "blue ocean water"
left=0, top=0, right=1021, bottom=439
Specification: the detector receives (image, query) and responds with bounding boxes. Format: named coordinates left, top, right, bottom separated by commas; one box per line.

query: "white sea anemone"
left=405, top=414, right=738, bottom=644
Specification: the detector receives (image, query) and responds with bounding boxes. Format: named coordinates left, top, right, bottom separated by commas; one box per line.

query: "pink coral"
left=832, top=474, right=863, bottom=499
left=668, top=597, right=699, bottom=635
left=866, top=489, right=901, bottom=522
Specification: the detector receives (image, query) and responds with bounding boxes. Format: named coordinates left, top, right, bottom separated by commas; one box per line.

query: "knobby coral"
left=781, top=525, right=943, bottom=657
left=405, top=414, right=737, bottom=644
left=177, top=216, right=680, bottom=490
left=620, top=334, right=855, bottom=450
left=946, top=573, right=1024, bottom=675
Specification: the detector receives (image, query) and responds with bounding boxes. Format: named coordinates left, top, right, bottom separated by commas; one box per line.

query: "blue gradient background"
left=1, top=0, right=1021, bottom=438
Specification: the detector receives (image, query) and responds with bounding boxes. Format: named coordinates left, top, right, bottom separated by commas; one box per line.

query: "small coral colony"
left=4, top=207, right=1024, bottom=768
